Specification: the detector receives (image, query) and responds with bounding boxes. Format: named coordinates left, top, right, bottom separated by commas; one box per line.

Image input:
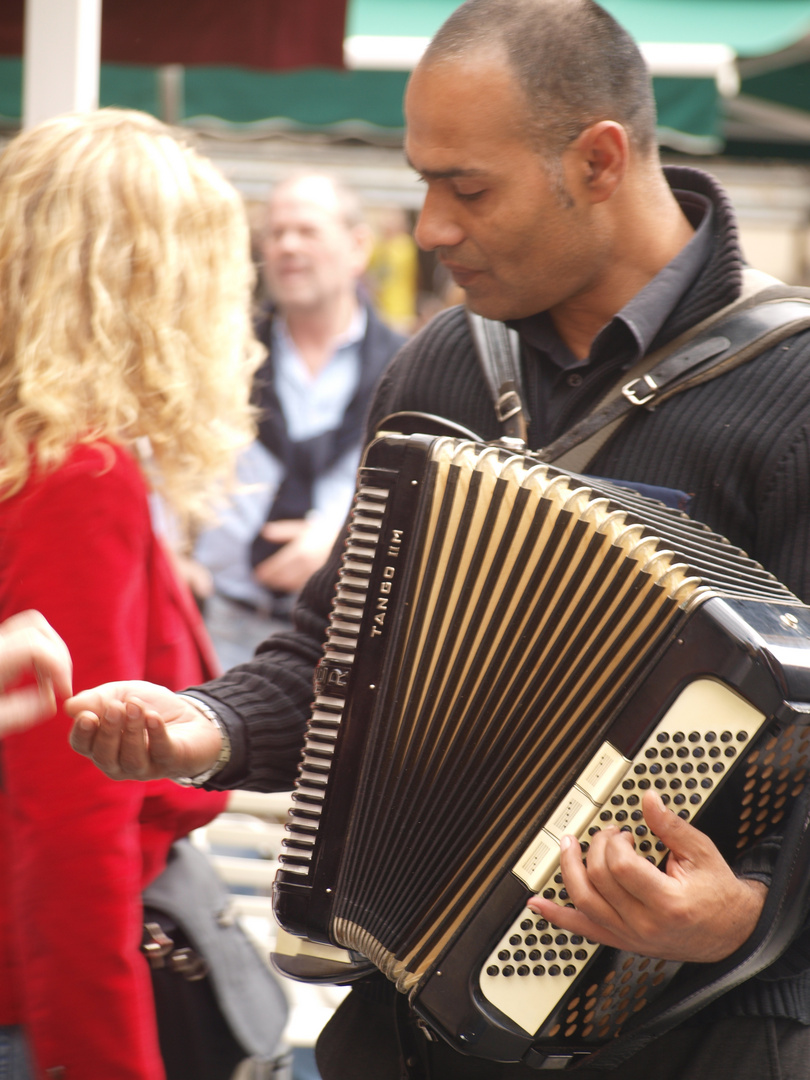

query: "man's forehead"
left=404, top=54, right=533, bottom=163
left=267, top=178, right=343, bottom=220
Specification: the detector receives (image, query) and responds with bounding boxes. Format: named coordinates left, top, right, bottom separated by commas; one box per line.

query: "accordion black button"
left=517, top=965, right=530, bottom=977
left=503, top=965, right=515, bottom=977
left=529, top=950, right=541, bottom=961
left=510, top=935, right=522, bottom=945
left=513, top=950, right=526, bottom=961
left=520, top=919, right=533, bottom=931
left=564, top=966, right=576, bottom=977
left=544, top=950, right=557, bottom=961
left=498, top=950, right=510, bottom=961
left=575, top=949, right=588, bottom=960
left=525, top=934, right=538, bottom=946
left=487, top=966, right=499, bottom=977
left=533, top=965, right=546, bottom=976
left=549, top=965, right=561, bottom=976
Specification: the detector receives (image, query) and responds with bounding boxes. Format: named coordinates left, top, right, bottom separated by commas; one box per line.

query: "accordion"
left=272, top=421, right=810, bottom=1069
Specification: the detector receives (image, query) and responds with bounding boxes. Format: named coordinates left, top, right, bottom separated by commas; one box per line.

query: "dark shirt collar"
left=508, top=188, right=714, bottom=372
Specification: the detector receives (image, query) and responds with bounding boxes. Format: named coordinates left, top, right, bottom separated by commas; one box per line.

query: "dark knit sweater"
left=193, top=166, right=810, bottom=1030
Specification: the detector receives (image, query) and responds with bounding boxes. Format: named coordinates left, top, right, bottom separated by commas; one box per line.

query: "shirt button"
left=567, top=373, right=583, bottom=387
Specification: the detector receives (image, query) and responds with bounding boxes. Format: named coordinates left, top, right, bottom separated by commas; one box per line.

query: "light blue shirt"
left=195, top=308, right=367, bottom=610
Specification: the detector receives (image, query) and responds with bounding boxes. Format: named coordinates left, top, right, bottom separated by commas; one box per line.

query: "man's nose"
left=413, top=188, right=465, bottom=252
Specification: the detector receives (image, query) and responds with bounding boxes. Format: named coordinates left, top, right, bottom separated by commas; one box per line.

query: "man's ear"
left=569, top=121, right=629, bottom=204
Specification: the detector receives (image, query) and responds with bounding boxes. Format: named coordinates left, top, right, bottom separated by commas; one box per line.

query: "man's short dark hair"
left=423, top=0, right=657, bottom=157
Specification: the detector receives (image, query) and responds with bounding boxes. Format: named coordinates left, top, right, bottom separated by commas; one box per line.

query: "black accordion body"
left=272, top=424, right=810, bottom=1069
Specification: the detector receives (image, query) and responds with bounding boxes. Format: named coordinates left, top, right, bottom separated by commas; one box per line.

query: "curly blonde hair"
left=0, top=108, right=262, bottom=527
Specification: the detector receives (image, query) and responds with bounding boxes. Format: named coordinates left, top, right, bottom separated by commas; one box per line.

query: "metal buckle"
left=495, top=389, right=523, bottom=422
left=169, top=946, right=209, bottom=981
left=143, top=921, right=174, bottom=969
left=622, top=373, right=658, bottom=406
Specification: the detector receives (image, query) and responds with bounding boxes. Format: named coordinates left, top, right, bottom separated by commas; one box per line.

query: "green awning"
left=346, top=0, right=810, bottom=55
left=2, top=1, right=810, bottom=155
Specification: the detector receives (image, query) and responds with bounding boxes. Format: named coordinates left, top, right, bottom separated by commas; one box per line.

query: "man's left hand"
left=528, top=790, right=767, bottom=962
left=254, top=518, right=338, bottom=594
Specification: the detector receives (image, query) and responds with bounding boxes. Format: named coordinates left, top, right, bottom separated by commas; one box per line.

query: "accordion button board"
left=481, top=678, right=764, bottom=1037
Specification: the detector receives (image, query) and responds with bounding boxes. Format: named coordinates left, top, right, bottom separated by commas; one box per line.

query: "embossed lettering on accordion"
left=272, top=428, right=810, bottom=1067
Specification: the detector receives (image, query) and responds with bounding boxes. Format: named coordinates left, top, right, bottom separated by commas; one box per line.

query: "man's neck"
left=550, top=175, right=697, bottom=360
left=283, top=292, right=361, bottom=377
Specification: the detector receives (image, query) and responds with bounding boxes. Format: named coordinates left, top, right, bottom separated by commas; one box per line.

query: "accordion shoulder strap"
left=469, top=270, right=810, bottom=472
left=466, top=311, right=528, bottom=443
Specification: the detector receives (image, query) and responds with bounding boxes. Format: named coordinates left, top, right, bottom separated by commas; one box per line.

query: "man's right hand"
left=66, top=682, right=222, bottom=782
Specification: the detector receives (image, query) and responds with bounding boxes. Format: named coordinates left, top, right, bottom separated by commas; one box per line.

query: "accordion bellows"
left=273, top=428, right=810, bottom=1067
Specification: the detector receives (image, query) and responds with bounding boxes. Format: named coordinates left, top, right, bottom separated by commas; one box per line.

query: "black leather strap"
left=469, top=275, right=810, bottom=472
left=544, top=296, right=810, bottom=471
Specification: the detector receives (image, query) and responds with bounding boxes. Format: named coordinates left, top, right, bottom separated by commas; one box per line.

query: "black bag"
left=142, top=838, right=291, bottom=1080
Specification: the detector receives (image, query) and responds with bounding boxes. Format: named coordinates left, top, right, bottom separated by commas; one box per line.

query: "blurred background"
left=6, top=0, right=810, bottom=335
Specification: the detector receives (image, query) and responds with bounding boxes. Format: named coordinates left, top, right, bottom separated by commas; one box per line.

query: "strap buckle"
left=495, top=388, right=523, bottom=422
left=622, top=373, right=658, bottom=406
left=143, top=921, right=174, bottom=969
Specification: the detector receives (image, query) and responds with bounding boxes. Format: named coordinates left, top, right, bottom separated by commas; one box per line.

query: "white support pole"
left=23, top=0, right=102, bottom=129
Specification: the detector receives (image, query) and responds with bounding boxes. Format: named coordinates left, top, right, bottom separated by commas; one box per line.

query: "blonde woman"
left=0, top=111, right=261, bottom=1079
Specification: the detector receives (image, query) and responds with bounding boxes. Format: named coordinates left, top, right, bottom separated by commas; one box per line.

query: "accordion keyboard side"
left=276, top=482, right=390, bottom=880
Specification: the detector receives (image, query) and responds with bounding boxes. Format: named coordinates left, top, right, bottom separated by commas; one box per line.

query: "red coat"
left=0, top=442, right=228, bottom=1079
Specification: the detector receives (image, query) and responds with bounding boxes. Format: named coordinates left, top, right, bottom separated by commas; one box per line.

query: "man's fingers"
left=69, top=711, right=101, bottom=755
left=261, top=519, right=307, bottom=543
left=117, top=700, right=153, bottom=776
left=640, top=791, right=710, bottom=867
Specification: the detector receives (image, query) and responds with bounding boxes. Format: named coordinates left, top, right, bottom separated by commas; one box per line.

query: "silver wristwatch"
left=173, top=695, right=231, bottom=787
